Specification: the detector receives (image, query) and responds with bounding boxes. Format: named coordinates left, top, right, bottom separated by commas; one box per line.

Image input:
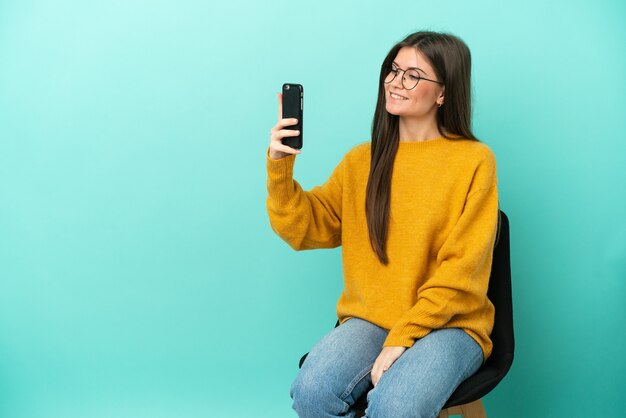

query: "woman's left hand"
left=371, top=346, right=407, bottom=387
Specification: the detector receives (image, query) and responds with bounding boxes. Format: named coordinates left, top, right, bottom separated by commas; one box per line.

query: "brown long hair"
left=366, top=31, right=493, bottom=265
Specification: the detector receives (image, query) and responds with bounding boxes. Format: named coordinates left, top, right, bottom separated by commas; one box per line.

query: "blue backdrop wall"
left=0, top=0, right=624, bottom=417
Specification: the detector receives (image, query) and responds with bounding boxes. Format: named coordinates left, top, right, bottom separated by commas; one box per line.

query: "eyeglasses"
left=383, top=64, right=444, bottom=90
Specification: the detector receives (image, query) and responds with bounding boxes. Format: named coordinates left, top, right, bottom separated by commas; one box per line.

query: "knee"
left=289, top=373, right=318, bottom=412
left=365, top=386, right=435, bottom=418
left=290, top=371, right=349, bottom=418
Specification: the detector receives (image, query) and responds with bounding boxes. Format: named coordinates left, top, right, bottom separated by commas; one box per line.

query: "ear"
left=437, top=86, right=445, bottom=106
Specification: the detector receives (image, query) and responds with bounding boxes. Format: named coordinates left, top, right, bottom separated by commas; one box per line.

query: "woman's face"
left=384, top=46, right=445, bottom=118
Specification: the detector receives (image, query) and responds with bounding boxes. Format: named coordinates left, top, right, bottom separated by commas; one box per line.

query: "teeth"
left=391, top=93, right=407, bottom=100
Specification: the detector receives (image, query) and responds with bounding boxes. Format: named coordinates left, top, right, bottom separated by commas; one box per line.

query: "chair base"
left=354, top=398, right=486, bottom=417
left=438, top=399, right=487, bottom=418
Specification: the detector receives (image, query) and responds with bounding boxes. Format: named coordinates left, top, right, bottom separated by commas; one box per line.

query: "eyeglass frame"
left=383, top=63, right=444, bottom=90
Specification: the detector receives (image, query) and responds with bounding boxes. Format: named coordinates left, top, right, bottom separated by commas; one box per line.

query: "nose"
left=391, top=70, right=405, bottom=89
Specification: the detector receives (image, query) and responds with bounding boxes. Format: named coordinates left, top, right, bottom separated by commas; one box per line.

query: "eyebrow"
left=392, top=61, right=426, bottom=74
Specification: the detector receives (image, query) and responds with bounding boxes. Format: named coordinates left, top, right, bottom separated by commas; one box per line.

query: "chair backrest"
left=486, top=210, right=515, bottom=373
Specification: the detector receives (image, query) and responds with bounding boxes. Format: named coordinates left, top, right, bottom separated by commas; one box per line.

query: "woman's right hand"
left=268, top=92, right=302, bottom=160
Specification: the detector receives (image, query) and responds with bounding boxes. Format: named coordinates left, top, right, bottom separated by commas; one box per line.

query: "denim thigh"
left=364, top=328, right=483, bottom=418
left=290, top=317, right=388, bottom=418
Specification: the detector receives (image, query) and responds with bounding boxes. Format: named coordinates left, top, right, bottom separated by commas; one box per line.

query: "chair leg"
left=460, top=400, right=486, bottom=418
left=439, top=399, right=486, bottom=418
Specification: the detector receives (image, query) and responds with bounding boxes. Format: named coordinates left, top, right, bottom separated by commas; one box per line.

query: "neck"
left=398, top=112, right=441, bottom=142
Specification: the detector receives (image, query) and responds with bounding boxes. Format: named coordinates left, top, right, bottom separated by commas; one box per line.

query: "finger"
left=372, top=363, right=390, bottom=387
left=277, top=118, right=298, bottom=129
left=370, top=361, right=381, bottom=386
left=270, top=129, right=300, bottom=143
left=372, top=369, right=381, bottom=387
left=270, top=119, right=298, bottom=135
left=277, top=92, right=282, bottom=121
left=277, top=128, right=300, bottom=137
left=278, top=146, right=301, bottom=155
left=272, top=142, right=301, bottom=154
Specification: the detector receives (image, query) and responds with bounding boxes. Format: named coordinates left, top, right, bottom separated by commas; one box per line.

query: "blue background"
left=1, top=0, right=624, bottom=417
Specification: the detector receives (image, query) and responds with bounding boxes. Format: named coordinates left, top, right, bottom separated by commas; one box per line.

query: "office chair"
left=298, top=210, right=514, bottom=418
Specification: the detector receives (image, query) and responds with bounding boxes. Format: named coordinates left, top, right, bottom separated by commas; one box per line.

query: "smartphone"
left=281, top=83, right=303, bottom=149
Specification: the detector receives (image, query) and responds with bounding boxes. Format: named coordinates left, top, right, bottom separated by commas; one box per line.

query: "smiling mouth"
left=390, top=92, right=408, bottom=100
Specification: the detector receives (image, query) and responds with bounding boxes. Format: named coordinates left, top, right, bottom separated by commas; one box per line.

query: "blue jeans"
left=290, top=317, right=483, bottom=418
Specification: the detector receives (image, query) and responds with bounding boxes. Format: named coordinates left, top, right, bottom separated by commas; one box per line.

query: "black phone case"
left=281, top=83, right=303, bottom=149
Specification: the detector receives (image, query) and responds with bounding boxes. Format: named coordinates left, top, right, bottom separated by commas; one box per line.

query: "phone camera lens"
left=285, top=85, right=290, bottom=90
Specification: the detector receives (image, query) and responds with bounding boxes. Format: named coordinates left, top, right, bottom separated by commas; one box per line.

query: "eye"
left=405, top=69, right=420, bottom=80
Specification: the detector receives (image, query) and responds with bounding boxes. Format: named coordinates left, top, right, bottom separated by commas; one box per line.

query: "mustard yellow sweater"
left=266, top=137, right=499, bottom=361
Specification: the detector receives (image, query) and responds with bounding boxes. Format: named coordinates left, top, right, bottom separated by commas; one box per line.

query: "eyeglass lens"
left=384, top=66, right=421, bottom=89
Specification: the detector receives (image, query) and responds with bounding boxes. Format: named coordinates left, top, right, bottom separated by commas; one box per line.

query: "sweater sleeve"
left=383, top=152, right=499, bottom=347
left=265, top=146, right=344, bottom=250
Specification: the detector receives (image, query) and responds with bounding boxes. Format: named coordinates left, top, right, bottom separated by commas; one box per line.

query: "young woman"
left=266, top=30, right=500, bottom=418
